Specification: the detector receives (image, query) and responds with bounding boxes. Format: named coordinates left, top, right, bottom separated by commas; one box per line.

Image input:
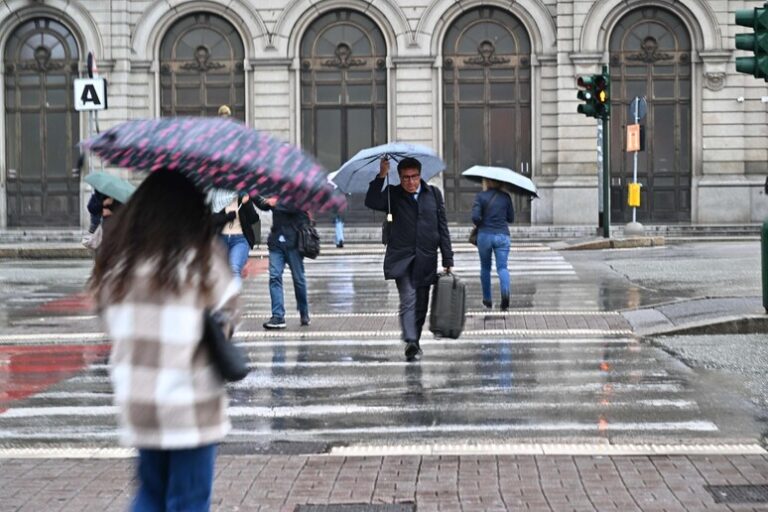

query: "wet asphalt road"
left=0, top=241, right=765, bottom=451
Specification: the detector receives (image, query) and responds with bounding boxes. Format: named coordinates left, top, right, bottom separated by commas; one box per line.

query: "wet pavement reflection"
left=0, top=242, right=764, bottom=449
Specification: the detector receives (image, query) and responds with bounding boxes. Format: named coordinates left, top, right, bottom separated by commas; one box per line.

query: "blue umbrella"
left=84, top=171, right=136, bottom=203
left=330, top=142, right=445, bottom=194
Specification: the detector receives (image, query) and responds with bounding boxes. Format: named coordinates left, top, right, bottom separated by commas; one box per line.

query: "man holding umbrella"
left=365, top=157, right=453, bottom=361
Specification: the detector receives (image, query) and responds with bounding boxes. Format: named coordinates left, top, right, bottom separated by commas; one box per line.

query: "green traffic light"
left=734, top=4, right=768, bottom=80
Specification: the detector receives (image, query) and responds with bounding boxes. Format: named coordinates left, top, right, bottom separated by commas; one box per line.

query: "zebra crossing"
left=0, top=246, right=763, bottom=454
left=0, top=332, right=760, bottom=451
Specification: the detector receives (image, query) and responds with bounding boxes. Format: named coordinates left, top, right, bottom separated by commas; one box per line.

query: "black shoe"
left=336, top=241, right=344, bottom=248
left=300, top=314, right=311, bottom=326
left=482, top=299, right=492, bottom=309
left=404, top=341, right=422, bottom=361
left=263, top=317, right=286, bottom=330
left=500, top=295, right=509, bottom=311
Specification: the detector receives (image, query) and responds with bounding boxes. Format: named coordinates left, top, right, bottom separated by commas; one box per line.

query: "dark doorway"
left=159, top=12, right=246, bottom=120
left=442, top=7, right=532, bottom=223
left=300, top=10, right=388, bottom=224
left=609, top=7, right=692, bottom=223
left=4, top=18, right=81, bottom=227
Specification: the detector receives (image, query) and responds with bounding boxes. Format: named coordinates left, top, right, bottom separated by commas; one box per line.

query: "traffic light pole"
left=601, top=113, right=610, bottom=238
left=601, top=65, right=610, bottom=239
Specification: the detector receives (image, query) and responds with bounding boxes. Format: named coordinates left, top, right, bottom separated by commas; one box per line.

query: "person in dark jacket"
left=365, top=156, right=454, bottom=361
left=86, top=190, right=107, bottom=233
left=471, top=178, right=514, bottom=310
left=210, top=188, right=261, bottom=284
left=255, top=197, right=312, bottom=330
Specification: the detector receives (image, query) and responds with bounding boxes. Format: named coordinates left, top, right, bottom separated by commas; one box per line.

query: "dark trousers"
left=395, top=272, right=430, bottom=343
left=132, top=444, right=217, bottom=512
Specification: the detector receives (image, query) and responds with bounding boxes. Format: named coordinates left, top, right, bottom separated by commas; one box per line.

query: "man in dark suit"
left=365, top=156, right=454, bottom=361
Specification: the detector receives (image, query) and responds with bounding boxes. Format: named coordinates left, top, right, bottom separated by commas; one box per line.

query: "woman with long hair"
left=89, top=170, right=239, bottom=511
left=471, top=177, right=514, bottom=310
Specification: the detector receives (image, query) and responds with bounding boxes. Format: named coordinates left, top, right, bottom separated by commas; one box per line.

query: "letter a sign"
left=74, top=78, right=108, bottom=111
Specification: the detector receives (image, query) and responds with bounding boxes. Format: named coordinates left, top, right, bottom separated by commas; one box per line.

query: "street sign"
left=626, top=124, right=641, bottom=152
left=74, top=78, right=107, bottom=111
left=628, top=96, right=647, bottom=120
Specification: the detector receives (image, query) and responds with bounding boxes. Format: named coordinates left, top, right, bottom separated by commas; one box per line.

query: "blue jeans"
left=219, top=234, right=250, bottom=282
left=334, top=216, right=344, bottom=245
left=477, top=231, right=511, bottom=302
left=268, top=244, right=308, bottom=320
left=132, top=444, right=217, bottom=512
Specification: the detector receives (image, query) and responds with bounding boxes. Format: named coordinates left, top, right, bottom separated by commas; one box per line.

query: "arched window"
left=443, top=7, right=532, bottom=222
left=609, top=7, right=692, bottom=222
left=4, top=17, right=80, bottom=226
left=300, top=10, right=387, bottom=222
left=159, top=13, right=245, bottom=119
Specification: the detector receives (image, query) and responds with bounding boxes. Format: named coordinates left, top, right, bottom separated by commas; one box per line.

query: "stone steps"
left=0, top=223, right=761, bottom=244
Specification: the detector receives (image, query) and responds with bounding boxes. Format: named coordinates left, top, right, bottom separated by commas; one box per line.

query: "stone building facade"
left=1, top=0, right=766, bottom=228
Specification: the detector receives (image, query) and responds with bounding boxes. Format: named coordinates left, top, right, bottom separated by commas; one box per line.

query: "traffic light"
left=735, top=2, right=768, bottom=80
left=576, top=73, right=610, bottom=119
left=577, top=75, right=598, bottom=118
left=594, top=73, right=610, bottom=119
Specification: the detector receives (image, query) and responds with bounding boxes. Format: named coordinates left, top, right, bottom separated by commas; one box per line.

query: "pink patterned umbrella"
left=83, top=117, right=346, bottom=213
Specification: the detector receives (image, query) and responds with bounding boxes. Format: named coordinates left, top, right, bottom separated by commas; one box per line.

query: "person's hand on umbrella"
left=102, top=197, right=114, bottom=218
left=378, top=157, right=389, bottom=178
left=241, top=194, right=250, bottom=204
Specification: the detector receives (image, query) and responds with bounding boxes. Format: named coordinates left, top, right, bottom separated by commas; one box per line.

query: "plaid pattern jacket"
left=99, top=247, right=240, bottom=449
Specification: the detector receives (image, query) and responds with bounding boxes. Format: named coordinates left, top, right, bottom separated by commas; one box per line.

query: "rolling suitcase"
left=429, top=272, right=467, bottom=339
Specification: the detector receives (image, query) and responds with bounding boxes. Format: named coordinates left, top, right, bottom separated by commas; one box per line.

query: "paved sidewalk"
left=2, top=453, right=768, bottom=511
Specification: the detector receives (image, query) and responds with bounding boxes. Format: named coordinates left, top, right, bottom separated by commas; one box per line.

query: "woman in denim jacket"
left=471, top=178, right=514, bottom=310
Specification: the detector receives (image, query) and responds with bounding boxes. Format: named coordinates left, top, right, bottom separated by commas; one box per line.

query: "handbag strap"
left=481, top=190, right=500, bottom=217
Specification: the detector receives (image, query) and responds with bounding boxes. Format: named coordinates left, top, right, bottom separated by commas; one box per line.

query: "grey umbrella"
left=461, top=165, right=538, bottom=198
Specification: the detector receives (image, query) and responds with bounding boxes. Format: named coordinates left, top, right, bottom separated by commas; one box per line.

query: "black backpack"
left=296, top=223, right=321, bottom=259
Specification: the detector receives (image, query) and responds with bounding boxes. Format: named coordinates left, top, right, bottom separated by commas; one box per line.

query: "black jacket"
left=365, top=176, right=454, bottom=287
left=252, top=197, right=310, bottom=251
left=212, top=196, right=260, bottom=249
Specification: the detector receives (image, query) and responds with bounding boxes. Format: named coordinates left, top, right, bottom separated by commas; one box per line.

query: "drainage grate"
left=705, top=485, right=768, bottom=504
left=294, top=505, right=415, bottom=512
left=219, top=441, right=330, bottom=455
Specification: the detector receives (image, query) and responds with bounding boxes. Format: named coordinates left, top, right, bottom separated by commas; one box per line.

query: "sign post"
left=75, top=52, right=107, bottom=176
left=625, top=96, right=646, bottom=236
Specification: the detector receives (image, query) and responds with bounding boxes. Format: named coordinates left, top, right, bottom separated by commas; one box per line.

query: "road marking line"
left=330, top=443, right=767, bottom=457
left=0, top=400, right=698, bottom=419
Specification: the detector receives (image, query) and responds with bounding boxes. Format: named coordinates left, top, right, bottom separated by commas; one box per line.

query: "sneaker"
left=500, top=295, right=509, bottom=311
left=300, top=314, right=311, bottom=326
left=482, top=299, right=493, bottom=309
left=404, top=341, right=422, bottom=361
left=336, top=241, right=344, bottom=248
left=263, top=317, right=286, bottom=330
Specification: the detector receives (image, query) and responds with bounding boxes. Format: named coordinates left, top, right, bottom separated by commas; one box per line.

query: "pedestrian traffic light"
left=577, top=75, right=598, bottom=118
left=735, top=2, right=768, bottom=80
left=577, top=73, right=610, bottom=119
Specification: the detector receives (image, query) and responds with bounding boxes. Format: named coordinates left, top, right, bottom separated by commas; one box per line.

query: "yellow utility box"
left=628, top=182, right=641, bottom=207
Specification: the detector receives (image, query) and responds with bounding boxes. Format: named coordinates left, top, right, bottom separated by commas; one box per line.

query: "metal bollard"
left=763, top=217, right=768, bottom=313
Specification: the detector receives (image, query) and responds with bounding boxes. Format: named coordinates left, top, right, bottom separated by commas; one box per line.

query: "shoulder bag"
left=201, top=309, right=249, bottom=382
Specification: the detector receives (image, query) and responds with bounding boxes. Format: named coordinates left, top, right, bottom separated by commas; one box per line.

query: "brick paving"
left=2, top=454, right=768, bottom=511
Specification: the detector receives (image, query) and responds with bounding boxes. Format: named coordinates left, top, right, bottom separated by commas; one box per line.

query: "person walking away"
left=256, top=198, right=312, bottom=329
left=210, top=188, right=260, bottom=285
left=472, top=177, right=514, bottom=310
left=365, top=157, right=453, bottom=361
left=88, top=170, right=240, bottom=511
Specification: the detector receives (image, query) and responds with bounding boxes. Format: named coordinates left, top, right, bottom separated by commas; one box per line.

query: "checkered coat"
left=98, top=247, right=240, bottom=449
